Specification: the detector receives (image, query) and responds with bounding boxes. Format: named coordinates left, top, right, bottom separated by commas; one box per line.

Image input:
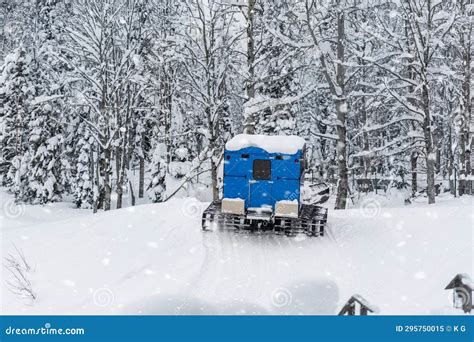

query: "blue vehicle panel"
left=272, top=156, right=301, bottom=180
left=249, top=180, right=273, bottom=208
left=223, top=146, right=304, bottom=209
left=223, top=176, right=248, bottom=200
left=272, top=179, right=300, bottom=202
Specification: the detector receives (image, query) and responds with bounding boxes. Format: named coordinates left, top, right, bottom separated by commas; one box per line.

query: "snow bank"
left=225, top=134, right=305, bottom=154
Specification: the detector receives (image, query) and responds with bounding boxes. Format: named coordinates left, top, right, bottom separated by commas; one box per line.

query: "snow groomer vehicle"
left=202, top=134, right=328, bottom=236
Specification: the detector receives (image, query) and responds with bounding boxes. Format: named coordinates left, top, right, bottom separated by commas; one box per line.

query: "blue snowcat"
left=202, top=134, right=328, bottom=236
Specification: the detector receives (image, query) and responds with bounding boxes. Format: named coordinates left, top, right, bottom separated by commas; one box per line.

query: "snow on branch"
left=244, top=85, right=319, bottom=116
left=352, top=133, right=424, bottom=158
left=351, top=115, right=424, bottom=141
left=31, top=95, right=64, bottom=106
left=163, top=146, right=213, bottom=202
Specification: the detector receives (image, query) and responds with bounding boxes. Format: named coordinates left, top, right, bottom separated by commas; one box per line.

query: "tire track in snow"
left=187, top=229, right=293, bottom=312
left=186, top=218, right=350, bottom=314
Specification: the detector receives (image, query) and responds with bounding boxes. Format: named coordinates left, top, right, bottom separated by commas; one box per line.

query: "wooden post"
left=445, top=274, right=472, bottom=313
left=338, top=295, right=375, bottom=316
left=347, top=303, right=355, bottom=316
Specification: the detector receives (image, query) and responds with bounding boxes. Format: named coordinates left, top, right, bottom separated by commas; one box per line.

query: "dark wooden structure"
left=338, top=295, right=376, bottom=316
left=355, top=179, right=374, bottom=193
left=445, top=273, right=472, bottom=313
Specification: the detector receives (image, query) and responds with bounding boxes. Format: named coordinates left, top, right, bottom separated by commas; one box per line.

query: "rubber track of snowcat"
left=202, top=200, right=327, bottom=237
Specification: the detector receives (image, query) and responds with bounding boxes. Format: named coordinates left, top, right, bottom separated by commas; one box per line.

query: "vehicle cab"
left=222, top=134, right=306, bottom=220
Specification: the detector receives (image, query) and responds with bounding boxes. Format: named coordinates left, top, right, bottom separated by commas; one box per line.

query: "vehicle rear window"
left=253, top=159, right=271, bottom=180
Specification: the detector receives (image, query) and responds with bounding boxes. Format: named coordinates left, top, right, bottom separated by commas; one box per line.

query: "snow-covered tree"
left=63, top=0, right=152, bottom=210
left=362, top=0, right=458, bottom=203
left=180, top=0, right=241, bottom=200
left=290, top=0, right=352, bottom=209
left=147, top=143, right=166, bottom=202
left=0, top=0, right=471, bottom=210
left=0, top=47, right=34, bottom=189
left=20, top=101, right=63, bottom=204
left=72, top=122, right=94, bottom=208
left=453, top=0, right=472, bottom=195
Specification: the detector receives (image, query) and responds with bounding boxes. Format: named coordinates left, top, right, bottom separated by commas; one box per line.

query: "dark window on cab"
left=253, top=159, right=271, bottom=180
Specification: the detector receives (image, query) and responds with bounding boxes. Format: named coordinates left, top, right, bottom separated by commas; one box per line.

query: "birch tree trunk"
left=116, top=119, right=129, bottom=209
left=160, top=70, right=172, bottom=169
left=458, top=4, right=472, bottom=195
left=411, top=151, right=418, bottom=197
left=334, top=9, right=349, bottom=210
left=102, top=145, right=112, bottom=211
left=358, top=58, right=370, bottom=178
left=422, top=83, right=436, bottom=204
left=139, top=156, right=145, bottom=198
left=243, top=0, right=256, bottom=134
left=304, top=0, right=349, bottom=209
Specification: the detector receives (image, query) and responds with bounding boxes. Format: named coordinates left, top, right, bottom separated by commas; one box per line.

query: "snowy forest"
left=0, top=0, right=472, bottom=211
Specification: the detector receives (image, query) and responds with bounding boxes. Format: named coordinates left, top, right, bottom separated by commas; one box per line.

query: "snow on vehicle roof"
left=225, top=134, right=305, bottom=154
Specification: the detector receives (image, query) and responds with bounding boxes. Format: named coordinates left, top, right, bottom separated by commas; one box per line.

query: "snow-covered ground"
left=0, top=190, right=472, bottom=315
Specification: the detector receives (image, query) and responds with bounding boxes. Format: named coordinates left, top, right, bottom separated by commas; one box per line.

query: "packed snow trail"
left=0, top=192, right=472, bottom=315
